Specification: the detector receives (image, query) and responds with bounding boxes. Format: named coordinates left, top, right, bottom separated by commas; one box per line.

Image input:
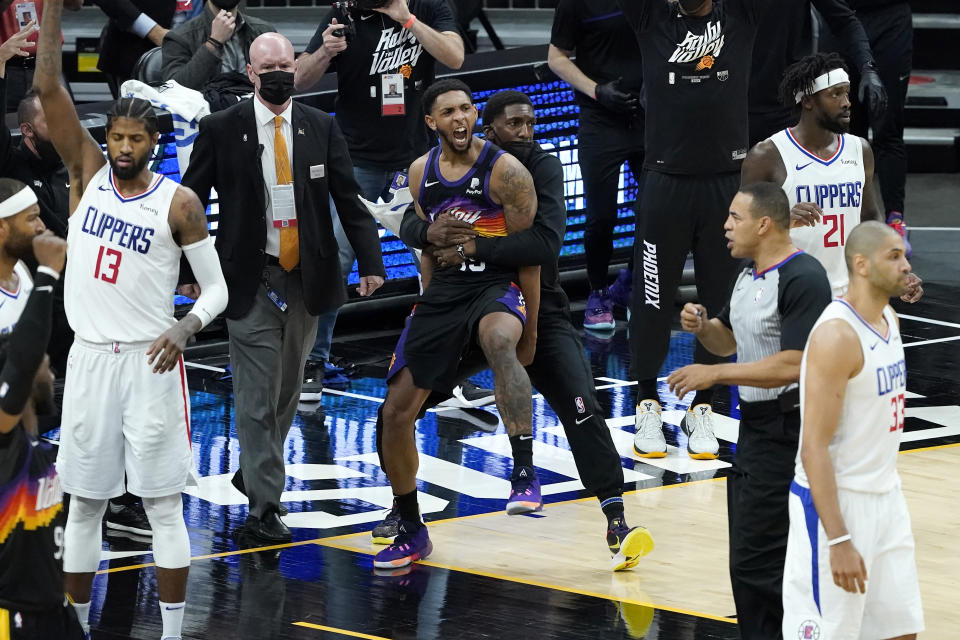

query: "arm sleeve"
left=426, top=0, right=457, bottom=33
left=778, top=257, right=833, bottom=351
left=182, top=237, right=227, bottom=328
left=0, top=272, right=54, bottom=417
left=473, top=154, right=564, bottom=269
left=550, top=0, right=578, bottom=50
left=327, top=120, right=386, bottom=278
left=161, top=29, right=221, bottom=90
left=812, top=0, right=875, bottom=71
left=398, top=205, right=429, bottom=250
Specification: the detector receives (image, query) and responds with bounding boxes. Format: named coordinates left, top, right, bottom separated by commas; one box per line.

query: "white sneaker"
left=680, top=404, right=720, bottom=460
left=438, top=381, right=496, bottom=408
left=633, top=400, right=666, bottom=458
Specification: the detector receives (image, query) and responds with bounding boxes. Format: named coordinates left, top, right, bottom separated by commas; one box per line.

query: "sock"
left=72, top=601, right=91, bottom=633
left=159, top=601, right=185, bottom=639
left=636, top=380, right=660, bottom=406
left=394, top=489, right=421, bottom=526
left=509, top=434, right=534, bottom=469
left=690, top=389, right=712, bottom=410
left=600, top=496, right=625, bottom=527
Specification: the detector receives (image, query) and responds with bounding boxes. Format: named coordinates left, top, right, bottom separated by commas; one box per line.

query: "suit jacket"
left=92, top=0, right=175, bottom=79
left=182, top=98, right=386, bottom=320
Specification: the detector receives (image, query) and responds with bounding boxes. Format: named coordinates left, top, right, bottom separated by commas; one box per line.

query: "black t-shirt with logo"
left=0, top=425, right=66, bottom=610
left=305, top=0, right=458, bottom=169
left=618, top=0, right=769, bottom=175
left=550, top=0, right=643, bottom=116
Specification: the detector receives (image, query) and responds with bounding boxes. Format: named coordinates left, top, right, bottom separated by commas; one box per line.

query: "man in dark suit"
left=182, top=32, right=386, bottom=543
left=90, top=0, right=175, bottom=96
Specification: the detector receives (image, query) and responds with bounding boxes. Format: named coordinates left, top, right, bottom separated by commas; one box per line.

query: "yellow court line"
left=899, top=441, right=960, bottom=455
left=292, top=621, right=390, bottom=639
left=96, top=538, right=324, bottom=575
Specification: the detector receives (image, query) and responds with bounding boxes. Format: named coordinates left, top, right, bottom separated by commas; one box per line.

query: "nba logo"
left=575, top=397, right=585, bottom=414
left=798, top=621, right=821, bottom=639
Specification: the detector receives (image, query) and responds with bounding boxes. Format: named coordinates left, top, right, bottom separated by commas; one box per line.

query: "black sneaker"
left=371, top=501, right=401, bottom=545
left=300, top=361, right=323, bottom=401
left=438, top=380, right=495, bottom=408
left=105, top=499, right=152, bottom=537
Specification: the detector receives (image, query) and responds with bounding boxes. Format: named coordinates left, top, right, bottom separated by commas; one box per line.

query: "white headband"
left=795, top=68, right=850, bottom=103
left=0, top=186, right=38, bottom=219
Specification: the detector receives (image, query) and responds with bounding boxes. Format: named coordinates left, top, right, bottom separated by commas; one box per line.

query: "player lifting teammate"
left=783, top=221, right=923, bottom=639
left=375, top=79, right=541, bottom=569
left=33, top=2, right=228, bottom=638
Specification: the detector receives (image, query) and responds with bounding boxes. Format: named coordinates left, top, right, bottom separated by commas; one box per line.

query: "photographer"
left=294, top=0, right=463, bottom=396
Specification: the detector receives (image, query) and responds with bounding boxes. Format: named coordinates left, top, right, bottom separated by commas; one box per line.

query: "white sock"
left=72, top=601, right=91, bottom=633
left=159, top=600, right=185, bottom=639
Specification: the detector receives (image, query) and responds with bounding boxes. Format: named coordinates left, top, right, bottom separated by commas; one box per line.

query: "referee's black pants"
left=0, top=600, right=86, bottom=639
left=629, top=171, right=740, bottom=383
left=376, top=303, right=625, bottom=501
left=578, top=109, right=645, bottom=291
left=728, top=399, right=801, bottom=640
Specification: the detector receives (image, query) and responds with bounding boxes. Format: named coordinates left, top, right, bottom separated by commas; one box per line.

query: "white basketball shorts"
left=782, top=479, right=924, bottom=639
left=56, top=338, right=198, bottom=499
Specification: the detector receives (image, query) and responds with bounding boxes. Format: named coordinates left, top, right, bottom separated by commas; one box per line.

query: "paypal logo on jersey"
left=795, top=181, right=862, bottom=210
left=876, top=358, right=907, bottom=396
left=80, top=206, right=154, bottom=254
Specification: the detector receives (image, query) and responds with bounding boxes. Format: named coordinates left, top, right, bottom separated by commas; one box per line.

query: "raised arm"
left=33, top=0, right=106, bottom=207
left=295, top=16, right=342, bottom=93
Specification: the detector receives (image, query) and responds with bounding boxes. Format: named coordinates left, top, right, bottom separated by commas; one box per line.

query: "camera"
left=331, top=0, right=393, bottom=38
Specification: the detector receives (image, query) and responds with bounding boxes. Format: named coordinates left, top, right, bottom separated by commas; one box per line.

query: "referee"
left=666, top=182, right=831, bottom=639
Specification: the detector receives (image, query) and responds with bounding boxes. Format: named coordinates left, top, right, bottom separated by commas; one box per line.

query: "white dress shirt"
left=253, top=96, right=294, bottom=258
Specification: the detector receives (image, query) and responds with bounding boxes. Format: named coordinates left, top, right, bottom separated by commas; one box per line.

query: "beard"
left=818, top=112, right=850, bottom=134
left=109, top=150, right=151, bottom=180
left=5, top=229, right=36, bottom=261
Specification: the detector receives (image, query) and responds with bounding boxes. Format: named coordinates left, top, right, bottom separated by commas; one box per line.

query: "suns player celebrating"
left=742, top=52, right=921, bottom=303
left=782, top=221, right=923, bottom=639
left=33, top=2, right=228, bottom=639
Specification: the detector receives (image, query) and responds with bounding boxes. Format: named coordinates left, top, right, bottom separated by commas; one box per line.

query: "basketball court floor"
left=58, top=186, right=960, bottom=639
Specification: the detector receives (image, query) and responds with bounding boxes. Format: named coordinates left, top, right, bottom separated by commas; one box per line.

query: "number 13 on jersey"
left=94, top=245, right=122, bottom=284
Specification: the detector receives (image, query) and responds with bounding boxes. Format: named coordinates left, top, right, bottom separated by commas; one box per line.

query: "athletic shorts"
left=56, top=338, right=198, bottom=499
left=782, top=480, right=924, bottom=639
left=0, top=599, right=86, bottom=640
left=386, top=278, right=526, bottom=393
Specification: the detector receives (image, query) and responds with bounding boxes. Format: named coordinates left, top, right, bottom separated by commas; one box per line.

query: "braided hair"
left=778, top=52, right=848, bottom=108
left=106, top=97, right=159, bottom=136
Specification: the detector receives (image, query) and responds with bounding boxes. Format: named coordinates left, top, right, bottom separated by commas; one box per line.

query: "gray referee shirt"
left=716, top=251, right=832, bottom=403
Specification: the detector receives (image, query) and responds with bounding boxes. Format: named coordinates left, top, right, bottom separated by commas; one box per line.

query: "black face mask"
left=32, top=135, right=61, bottom=168
left=256, top=70, right=295, bottom=106
left=500, top=139, right=536, bottom=165
left=209, top=0, right=238, bottom=10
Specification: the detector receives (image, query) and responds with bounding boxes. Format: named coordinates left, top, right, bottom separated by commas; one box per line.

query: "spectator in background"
left=820, top=0, right=913, bottom=253
left=91, top=0, right=175, bottom=96
left=0, top=0, right=81, bottom=112
left=548, top=0, right=644, bottom=332
left=294, top=0, right=464, bottom=402
left=161, top=0, right=274, bottom=92
left=748, top=0, right=884, bottom=148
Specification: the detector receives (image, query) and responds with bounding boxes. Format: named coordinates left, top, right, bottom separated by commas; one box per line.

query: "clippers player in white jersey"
left=0, top=180, right=47, bottom=336
left=741, top=52, right=922, bottom=302
left=33, top=3, right=228, bottom=639
left=783, top=221, right=923, bottom=639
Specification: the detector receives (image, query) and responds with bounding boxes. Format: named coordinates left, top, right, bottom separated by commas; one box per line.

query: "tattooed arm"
left=32, top=0, right=106, bottom=213
left=490, top=154, right=540, bottom=366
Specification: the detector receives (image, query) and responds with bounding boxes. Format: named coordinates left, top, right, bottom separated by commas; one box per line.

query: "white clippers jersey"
left=0, top=261, right=33, bottom=335
left=770, top=128, right=865, bottom=296
left=66, top=164, right=181, bottom=343
left=796, top=300, right=905, bottom=493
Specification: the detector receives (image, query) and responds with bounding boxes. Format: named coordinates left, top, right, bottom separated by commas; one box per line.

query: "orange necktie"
left=274, top=116, right=299, bottom=271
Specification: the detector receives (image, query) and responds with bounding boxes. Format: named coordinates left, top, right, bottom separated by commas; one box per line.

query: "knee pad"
left=63, top=496, right=108, bottom=573
left=142, top=494, right=191, bottom=569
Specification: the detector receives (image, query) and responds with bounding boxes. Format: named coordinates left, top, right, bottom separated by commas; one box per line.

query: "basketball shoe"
left=633, top=400, right=667, bottom=458
left=606, top=517, right=655, bottom=571
left=607, top=269, right=633, bottom=308
left=680, top=404, right=720, bottom=459
left=886, top=211, right=912, bottom=257
left=506, top=465, right=542, bottom=515
left=584, top=289, right=615, bottom=331
left=372, top=521, right=433, bottom=569
left=371, top=501, right=401, bottom=545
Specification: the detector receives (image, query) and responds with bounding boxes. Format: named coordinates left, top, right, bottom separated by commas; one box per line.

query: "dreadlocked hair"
left=106, top=97, right=159, bottom=136
left=778, top=52, right=848, bottom=109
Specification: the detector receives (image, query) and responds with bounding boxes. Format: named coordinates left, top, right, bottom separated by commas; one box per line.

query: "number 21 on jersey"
left=823, top=212, right=845, bottom=248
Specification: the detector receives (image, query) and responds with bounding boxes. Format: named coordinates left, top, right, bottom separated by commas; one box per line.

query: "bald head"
left=249, top=32, right=294, bottom=69
left=844, top=221, right=902, bottom=272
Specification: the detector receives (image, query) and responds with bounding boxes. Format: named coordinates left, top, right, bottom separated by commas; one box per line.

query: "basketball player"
left=782, top=221, right=924, bottom=639
left=0, top=226, right=84, bottom=640
left=741, top=52, right=922, bottom=303
left=0, top=178, right=45, bottom=335
left=33, top=3, right=229, bottom=638
left=375, top=78, right=540, bottom=569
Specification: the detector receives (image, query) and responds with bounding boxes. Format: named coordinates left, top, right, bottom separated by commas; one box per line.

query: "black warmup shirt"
left=749, top=0, right=872, bottom=116
left=0, top=425, right=66, bottom=610
left=716, top=251, right=831, bottom=402
left=846, top=0, right=904, bottom=9
left=550, top=0, right=643, bottom=116
left=305, top=0, right=458, bottom=169
left=617, top=0, right=769, bottom=175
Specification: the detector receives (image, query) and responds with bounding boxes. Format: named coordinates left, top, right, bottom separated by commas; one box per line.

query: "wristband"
left=827, top=534, right=851, bottom=547
left=403, top=14, right=416, bottom=30
left=36, top=265, right=60, bottom=281
left=207, top=36, right=224, bottom=49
